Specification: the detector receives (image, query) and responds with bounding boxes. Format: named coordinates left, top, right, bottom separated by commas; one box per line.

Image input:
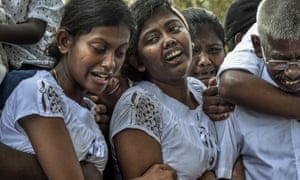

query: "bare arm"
left=0, top=142, right=47, bottom=179
left=0, top=18, right=46, bottom=44
left=114, top=129, right=176, bottom=180
left=0, top=143, right=103, bottom=180
left=19, top=115, right=85, bottom=180
left=219, top=70, right=300, bottom=119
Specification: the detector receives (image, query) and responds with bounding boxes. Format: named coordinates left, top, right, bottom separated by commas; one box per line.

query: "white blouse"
left=0, top=70, right=108, bottom=173
left=110, top=77, right=218, bottom=180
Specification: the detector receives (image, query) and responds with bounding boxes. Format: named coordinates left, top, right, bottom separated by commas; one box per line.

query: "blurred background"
left=62, top=0, right=234, bottom=23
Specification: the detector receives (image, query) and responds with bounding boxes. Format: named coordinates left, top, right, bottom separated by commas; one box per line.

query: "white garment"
left=0, top=70, right=108, bottom=173
left=214, top=22, right=300, bottom=179
left=217, top=23, right=264, bottom=80
left=0, top=0, right=64, bottom=69
left=0, top=0, right=10, bottom=82
left=215, top=91, right=300, bottom=179
left=0, top=63, right=6, bottom=83
left=110, top=77, right=218, bottom=180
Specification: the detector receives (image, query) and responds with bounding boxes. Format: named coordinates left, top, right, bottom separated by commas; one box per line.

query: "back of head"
left=257, top=0, right=300, bottom=46
left=48, top=0, right=135, bottom=60
left=224, top=0, right=261, bottom=49
left=182, top=7, right=224, bottom=45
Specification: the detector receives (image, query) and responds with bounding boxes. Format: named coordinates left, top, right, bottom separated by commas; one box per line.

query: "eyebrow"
left=141, top=18, right=183, bottom=37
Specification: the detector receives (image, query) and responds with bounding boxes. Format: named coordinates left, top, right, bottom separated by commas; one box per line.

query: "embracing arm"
left=0, top=18, right=46, bottom=44
left=19, top=115, right=85, bottom=180
left=0, top=142, right=102, bottom=180
left=113, top=129, right=176, bottom=180
left=219, top=70, right=300, bottom=119
left=0, top=142, right=47, bottom=179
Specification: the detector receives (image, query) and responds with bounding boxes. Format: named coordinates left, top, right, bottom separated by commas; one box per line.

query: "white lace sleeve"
left=110, top=87, right=162, bottom=144
left=9, top=77, right=64, bottom=122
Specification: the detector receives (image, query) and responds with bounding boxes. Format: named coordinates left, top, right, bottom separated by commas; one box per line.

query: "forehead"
left=79, top=24, right=131, bottom=44
left=265, top=36, right=300, bottom=56
left=194, top=25, right=221, bottom=43
left=141, top=7, right=183, bottom=33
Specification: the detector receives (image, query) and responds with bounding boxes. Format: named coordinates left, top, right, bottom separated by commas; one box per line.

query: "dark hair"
left=47, top=0, right=135, bottom=62
left=224, top=0, right=261, bottom=50
left=181, top=7, right=225, bottom=46
left=127, top=0, right=187, bottom=81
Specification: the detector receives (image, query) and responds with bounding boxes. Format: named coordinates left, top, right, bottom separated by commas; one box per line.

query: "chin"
left=278, top=85, right=300, bottom=94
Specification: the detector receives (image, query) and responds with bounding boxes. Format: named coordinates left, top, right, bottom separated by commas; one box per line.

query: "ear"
left=56, top=29, right=72, bottom=54
left=129, top=55, right=146, bottom=72
left=234, top=32, right=244, bottom=45
left=251, top=35, right=263, bottom=58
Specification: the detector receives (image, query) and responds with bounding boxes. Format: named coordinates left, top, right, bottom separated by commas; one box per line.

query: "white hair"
left=257, top=0, right=300, bottom=46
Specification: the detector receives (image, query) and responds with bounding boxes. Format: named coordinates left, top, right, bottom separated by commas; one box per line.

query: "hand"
left=80, top=161, right=103, bottom=180
left=197, top=170, right=216, bottom=180
left=133, top=164, right=177, bottom=180
left=86, top=94, right=110, bottom=135
left=203, top=86, right=234, bottom=121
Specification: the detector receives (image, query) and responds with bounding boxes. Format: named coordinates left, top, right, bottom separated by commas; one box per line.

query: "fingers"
left=203, top=94, right=228, bottom=106
left=208, top=76, right=217, bottom=87
left=203, top=92, right=235, bottom=121
left=205, top=112, right=230, bottom=121
left=93, top=104, right=110, bottom=134
left=202, top=86, right=218, bottom=96
left=86, top=94, right=99, bottom=102
left=203, top=104, right=235, bottom=121
left=94, top=104, right=108, bottom=122
left=155, top=164, right=173, bottom=171
left=155, top=164, right=177, bottom=180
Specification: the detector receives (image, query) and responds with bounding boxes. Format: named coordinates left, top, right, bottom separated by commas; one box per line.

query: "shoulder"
left=110, top=82, right=163, bottom=136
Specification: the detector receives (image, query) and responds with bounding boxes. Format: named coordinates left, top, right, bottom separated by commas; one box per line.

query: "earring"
left=192, top=43, right=195, bottom=49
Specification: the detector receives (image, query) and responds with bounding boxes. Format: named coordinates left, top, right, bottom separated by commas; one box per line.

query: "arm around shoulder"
left=0, top=142, right=47, bottom=179
left=219, top=70, right=300, bottom=119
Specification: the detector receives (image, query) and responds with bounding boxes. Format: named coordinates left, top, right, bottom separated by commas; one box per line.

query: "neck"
left=152, top=78, right=198, bottom=109
left=51, top=63, right=84, bottom=104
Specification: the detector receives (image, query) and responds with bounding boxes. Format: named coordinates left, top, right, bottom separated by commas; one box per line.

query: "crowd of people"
left=0, top=0, right=300, bottom=179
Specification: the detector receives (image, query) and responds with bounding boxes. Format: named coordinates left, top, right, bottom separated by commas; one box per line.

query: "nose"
left=284, top=63, right=300, bottom=80
left=102, top=52, right=116, bottom=73
left=163, top=36, right=177, bottom=49
left=196, top=53, right=212, bottom=67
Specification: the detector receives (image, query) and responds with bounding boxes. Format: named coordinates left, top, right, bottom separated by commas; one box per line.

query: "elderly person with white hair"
left=215, top=0, right=300, bottom=179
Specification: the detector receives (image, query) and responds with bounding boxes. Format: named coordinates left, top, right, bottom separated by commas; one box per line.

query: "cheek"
left=211, top=54, right=224, bottom=68
left=140, top=46, right=160, bottom=64
left=181, top=32, right=193, bottom=55
left=187, top=57, right=198, bottom=72
left=267, top=69, right=282, bottom=81
left=115, top=59, right=125, bottom=74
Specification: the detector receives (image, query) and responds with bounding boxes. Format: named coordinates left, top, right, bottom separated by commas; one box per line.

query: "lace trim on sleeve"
left=130, top=92, right=161, bottom=138
left=39, top=80, right=63, bottom=114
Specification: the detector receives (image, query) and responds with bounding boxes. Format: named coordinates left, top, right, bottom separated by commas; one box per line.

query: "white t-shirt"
left=217, top=23, right=264, bottom=79
left=110, top=77, right=219, bottom=180
left=0, top=70, right=108, bottom=173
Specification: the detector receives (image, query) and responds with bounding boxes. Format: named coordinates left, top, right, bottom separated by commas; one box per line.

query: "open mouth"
left=281, top=79, right=300, bottom=85
left=165, top=50, right=183, bottom=61
left=193, top=69, right=216, bottom=79
left=91, top=72, right=112, bottom=81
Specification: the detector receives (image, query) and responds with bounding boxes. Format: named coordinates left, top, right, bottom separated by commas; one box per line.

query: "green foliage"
left=64, top=0, right=234, bottom=24
left=173, top=0, right=234, bottom=23
left=125, top=0, right=234, bottom=24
